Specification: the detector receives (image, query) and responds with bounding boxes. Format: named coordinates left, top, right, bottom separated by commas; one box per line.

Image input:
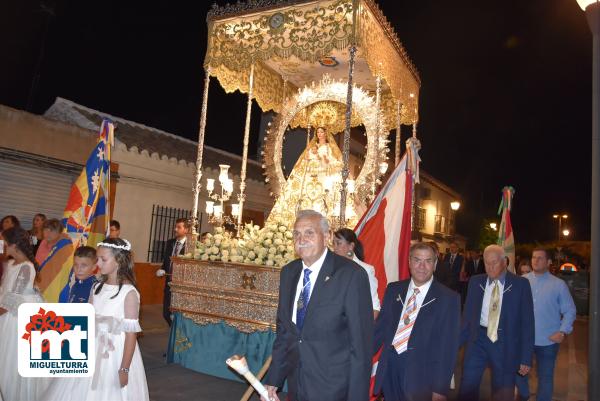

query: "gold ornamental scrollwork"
left=206, top=0, right=354, bottom=70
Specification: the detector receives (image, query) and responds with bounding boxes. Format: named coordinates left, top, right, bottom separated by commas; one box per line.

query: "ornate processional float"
left=167, top=0, right=421, bottom=382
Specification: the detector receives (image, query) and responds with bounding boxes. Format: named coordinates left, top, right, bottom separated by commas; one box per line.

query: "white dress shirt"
left=353, top=255, right=381, bottom=311
left=480, top=276, right=505, bottom=327
left=291, top=248, right=327, bottom=324
left=399, top=276, right=434, bottom=319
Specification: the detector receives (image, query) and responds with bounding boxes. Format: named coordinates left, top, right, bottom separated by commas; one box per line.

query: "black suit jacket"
left=461, top=272, right=534, bottom=371
left=373, top=279, right=461, bottom=400
left=162, top=238, right=185, bottom=285
left=465, top=258, right=484, bottom=276
left=435, top=253, right=463, bottom=291
left=265, top=250, right=374, bottom=401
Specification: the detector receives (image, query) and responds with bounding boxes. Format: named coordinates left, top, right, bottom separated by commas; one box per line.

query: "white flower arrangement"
left=187, top=222, right=296, bottom=268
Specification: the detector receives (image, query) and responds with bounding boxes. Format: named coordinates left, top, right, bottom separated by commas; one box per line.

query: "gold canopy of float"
left=190, top=0, right=421, bottom=235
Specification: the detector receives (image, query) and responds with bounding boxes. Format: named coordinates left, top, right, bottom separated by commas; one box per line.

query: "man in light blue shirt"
left=515, top=248, right=576, bottom=401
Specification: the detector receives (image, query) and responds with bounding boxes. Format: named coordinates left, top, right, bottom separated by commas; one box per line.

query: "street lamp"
left=574, top=1, right=600, bottom=399
left=450, top=201, right=461, bottom=211
left=562, top=229, right=571, bottom=237
left=489, top=222, right=497, bottom=231
left=552, top=213, right=568, bottom=241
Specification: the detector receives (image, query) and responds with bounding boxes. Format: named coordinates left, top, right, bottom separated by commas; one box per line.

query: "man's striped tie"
left=392, top=288, right=420, bottom=354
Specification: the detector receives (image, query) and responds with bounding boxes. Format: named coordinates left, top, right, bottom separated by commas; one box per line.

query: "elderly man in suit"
left=458, top=244, right=534, bottom=401
left=263, top=210, right=373, bottom=401
left=373, top=242, right=461, bottom=401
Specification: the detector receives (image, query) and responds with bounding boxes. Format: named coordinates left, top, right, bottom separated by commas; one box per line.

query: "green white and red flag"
left=497, top=186, right=516, bottom=273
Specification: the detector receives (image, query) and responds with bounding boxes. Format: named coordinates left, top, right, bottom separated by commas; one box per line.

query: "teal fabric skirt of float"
left=167, top=312, right=276, bottom=382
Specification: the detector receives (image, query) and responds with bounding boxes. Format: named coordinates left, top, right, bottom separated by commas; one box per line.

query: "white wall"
left=111, top=142, right=272, bottom=262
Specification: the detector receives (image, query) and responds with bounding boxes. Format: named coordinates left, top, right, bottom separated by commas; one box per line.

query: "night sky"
left=0, top=0, right=593, bottom=244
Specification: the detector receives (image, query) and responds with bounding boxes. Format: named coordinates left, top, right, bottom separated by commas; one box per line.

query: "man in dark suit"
left=434, top=242, right=463, bottom=292
left=373, top=242, right=461, bottom=401
left=460, top=249, right=484, bottom=306
left=458, top=244, right=534, bottom=401
left=156, top=217, right=189, bottom=326
left=263, top=210, right=373, bottom=401
left=465, top=249, right=484, bottom=276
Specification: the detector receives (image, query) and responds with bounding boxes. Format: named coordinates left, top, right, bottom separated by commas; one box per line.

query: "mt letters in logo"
left=18, top=303, right=95, bottom=377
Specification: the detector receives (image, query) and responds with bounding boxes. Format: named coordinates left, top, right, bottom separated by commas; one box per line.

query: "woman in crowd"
left=35, top=218, right=64, bottom=265
left=518, top=258, right=532, bottom=276
left=29, top=213, right=46, bottom=255
left=332, top=228, right=380, bottom=318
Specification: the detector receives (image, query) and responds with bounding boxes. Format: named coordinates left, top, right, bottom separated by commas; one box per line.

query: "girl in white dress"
left=42, top=237, right=149, bottom=401
left=0, top=227, right=48, bottom=401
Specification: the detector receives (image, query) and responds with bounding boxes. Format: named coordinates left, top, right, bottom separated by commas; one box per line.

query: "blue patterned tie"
left=296, top=268, right=312, bottom=331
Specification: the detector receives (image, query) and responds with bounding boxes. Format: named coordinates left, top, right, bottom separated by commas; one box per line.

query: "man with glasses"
left=263, top=210, right=373, bottom=401
left=372, top=242, right=461, bottom=401
left=458, top=245, right=534, bottom=401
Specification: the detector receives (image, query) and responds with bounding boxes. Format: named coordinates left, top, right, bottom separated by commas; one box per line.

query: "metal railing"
left=147, top=205, right=193, bottom=263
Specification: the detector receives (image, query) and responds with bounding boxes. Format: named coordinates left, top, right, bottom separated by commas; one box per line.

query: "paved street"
left=138, top=305, right=589, bottom=401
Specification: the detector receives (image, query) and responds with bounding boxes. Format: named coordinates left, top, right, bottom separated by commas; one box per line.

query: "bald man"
left=458, top=245, right=534, bottom=401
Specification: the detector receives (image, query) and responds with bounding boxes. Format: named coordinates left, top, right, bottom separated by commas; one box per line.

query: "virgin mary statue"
left=267, top=127, right=345, bottom=226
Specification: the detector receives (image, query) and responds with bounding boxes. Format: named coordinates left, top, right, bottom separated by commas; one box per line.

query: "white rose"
left=254, top=225, right=260, bottom=230
left=264, top=238, right=272, bottom=246
left=246, top=240, right=255, bottom=249
left=214, top=227, right=223, bottom=234
left=244, top=257, right=251, bottom=264
left=221, top=250, right=229, bottom=257
left=230, top=248, right=239, bottom=256
left=268, top=247, right=277, bottom=255
left=273, top=238, right=283, bottom=246
left=201, top=254, right=209, bottom=261
left=248, top=251, right=256, bottom=260
left=211, top=246, right=219, bottom=255
left=221, top=255, right=229, bottom=262
left=286, top=245, right=294, bottom=253
left=265, top=259, right=274, bottom=267
left=215, top=238, right=222, bottom=246
left=278, top=225, right=287, bottom=232
left=266, top=232, right=274, bottom=239
left=277, top=245, right=286, bottom=253
left=209, top=255, right=218, bottom=261
left=285, top=231, right=293, bottom=239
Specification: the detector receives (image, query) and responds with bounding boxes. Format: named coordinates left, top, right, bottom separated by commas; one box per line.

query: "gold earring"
left=347, top=251, right=353, bottom=257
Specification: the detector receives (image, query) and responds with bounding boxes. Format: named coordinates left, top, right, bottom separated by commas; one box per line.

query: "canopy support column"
left=339, top=45, right=357, bottom=227
left=395, top=101, right=402, bottom=166
left=372, top=73, right=382, bottom=198
left=191, top=67, right=211, bottom=236
left=237, top=63, right=255, bottom=234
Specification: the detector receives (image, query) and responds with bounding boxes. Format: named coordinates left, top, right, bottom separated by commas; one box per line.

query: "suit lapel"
left=410, top=280, right=440, bottom=343
left=388, top=280, right=410, bottom=340
left=499, top=272, right=515, bottom=327
left=287, top=261, right=302, bottom=320
left=304, top=250, right=336, bottom=318
left=475, top=275, right=487, bottom=317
